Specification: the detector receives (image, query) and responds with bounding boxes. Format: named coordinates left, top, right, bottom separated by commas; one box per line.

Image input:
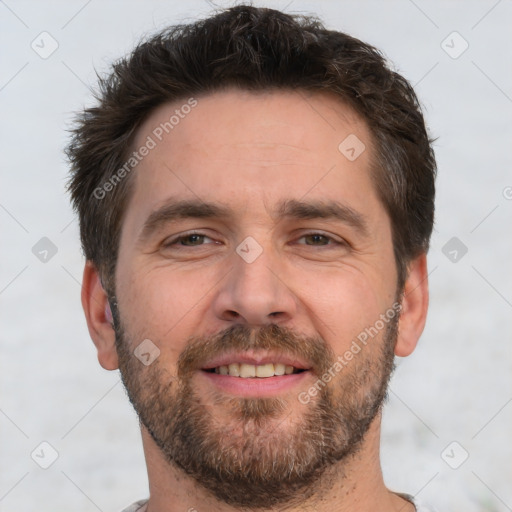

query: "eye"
left=163, top=231, right=216, bottom=248
left=162, top=231, right=346, bottom=251
left=295, top=232, right=345, bottom=248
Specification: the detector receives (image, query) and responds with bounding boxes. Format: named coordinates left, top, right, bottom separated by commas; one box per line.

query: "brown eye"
left=302, top=234, right=330, bottom=246
left=163, top=232, right=215, bottom=248
left=296, top=232, right=344, bottom=248
left=177, top=234, right=207, bottom=246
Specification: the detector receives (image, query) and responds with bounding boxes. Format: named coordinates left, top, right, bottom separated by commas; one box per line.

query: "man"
left=66, top=5, right=437, bottom=511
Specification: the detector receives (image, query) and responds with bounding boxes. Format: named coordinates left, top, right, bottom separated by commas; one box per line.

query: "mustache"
left=176, top=323, right=336, bottom=378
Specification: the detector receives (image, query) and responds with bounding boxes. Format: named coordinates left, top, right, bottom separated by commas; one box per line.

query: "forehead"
left=123, top=88, right=380, bottom=237
left=133, top=88, right=369, bottom=161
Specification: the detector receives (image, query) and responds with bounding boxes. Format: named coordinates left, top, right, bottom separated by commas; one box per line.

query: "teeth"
left=274, top=363, right=285, bottom=376
left=228, top=363, right=240, bottom=377
left=255, top=363, right=274, bottom=378
left=212, top=363, right=303, bottom=378
left=239, top=364, right=256, bottom=378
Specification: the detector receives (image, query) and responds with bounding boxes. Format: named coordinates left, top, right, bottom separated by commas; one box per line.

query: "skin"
left=81, top=88, right=429, bottom=511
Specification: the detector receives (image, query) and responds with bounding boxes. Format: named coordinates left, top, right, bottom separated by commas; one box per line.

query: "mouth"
left=203, top=363, right=306, bottom=377
left=199, top=353, right=312, bottom=397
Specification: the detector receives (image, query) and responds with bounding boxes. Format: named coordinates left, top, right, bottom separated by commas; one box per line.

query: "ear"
left=81, top=261, right=119, bottom=370
left=394, top=253, right=429, bottom=357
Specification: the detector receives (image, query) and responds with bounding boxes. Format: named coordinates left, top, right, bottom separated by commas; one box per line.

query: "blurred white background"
left=1, top=1, right=511, bottom=511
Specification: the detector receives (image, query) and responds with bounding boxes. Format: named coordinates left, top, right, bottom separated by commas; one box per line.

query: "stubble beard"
left=113, top=306, right=399, bottom=509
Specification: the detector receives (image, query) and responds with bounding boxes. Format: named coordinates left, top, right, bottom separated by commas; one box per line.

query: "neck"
left=140, top=414, right=414, bottom=512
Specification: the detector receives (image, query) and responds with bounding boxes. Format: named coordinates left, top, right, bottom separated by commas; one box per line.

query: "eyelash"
left=163, top=231, right=346, bottom=249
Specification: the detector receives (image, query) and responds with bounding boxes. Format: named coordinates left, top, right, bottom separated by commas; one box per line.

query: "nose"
left=211, top=240, right=297, bottom=327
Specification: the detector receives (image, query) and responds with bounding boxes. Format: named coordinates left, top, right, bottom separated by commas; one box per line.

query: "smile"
left=204, top=363, right=305, bottom=378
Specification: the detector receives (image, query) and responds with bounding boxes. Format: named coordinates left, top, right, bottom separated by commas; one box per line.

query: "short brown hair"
left=66, top=4, right=436, bottom=295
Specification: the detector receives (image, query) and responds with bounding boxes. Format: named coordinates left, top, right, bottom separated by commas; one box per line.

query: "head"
left=67, top=4, right=435, bottom=508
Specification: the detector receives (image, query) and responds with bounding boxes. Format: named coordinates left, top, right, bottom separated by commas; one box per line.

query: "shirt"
left=120, top=493, right=438, bottom=511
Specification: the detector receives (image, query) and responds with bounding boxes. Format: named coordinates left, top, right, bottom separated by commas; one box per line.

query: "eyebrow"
left=137, top=197, right=369, bottom=244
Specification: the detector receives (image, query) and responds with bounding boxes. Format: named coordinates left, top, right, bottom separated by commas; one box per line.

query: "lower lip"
left=199, top=370, right=310, bottom=397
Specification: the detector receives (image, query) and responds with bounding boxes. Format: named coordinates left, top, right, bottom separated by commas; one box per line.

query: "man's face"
left=113, top=89, right=400, bottom=506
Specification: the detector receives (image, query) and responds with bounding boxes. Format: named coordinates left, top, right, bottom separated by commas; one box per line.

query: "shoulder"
left=120, top=496, right=440, bottom=512
left=119, top=499, right=149, bottom=512
left=397, top=492, right=438, bottom=512
left=414, top=502, right=439, bottom=512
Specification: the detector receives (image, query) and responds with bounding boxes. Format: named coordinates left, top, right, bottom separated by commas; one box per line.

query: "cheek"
left=115, top=266, right=197, bottom=365
left=296, top=265, right=392, bottom=354
left=115, top=236, right=396, bottom=363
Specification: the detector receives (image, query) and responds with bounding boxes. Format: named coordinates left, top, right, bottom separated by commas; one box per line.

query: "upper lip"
left=201, top=350, right=311, bottom=370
